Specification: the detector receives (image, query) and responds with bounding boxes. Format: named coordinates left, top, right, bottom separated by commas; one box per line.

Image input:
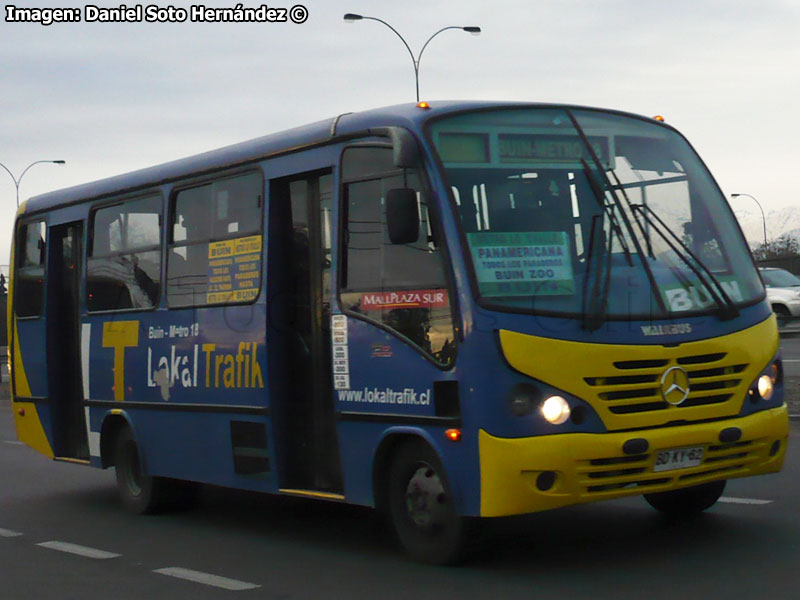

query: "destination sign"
left=498, top=134, right=609, bottom=165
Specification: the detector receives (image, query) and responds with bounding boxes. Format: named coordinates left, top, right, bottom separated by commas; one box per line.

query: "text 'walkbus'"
left=8, top=101, right=788, bottom=563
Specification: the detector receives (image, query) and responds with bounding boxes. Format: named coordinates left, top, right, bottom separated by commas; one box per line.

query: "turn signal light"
left=445, top=428, right=462, bottom=442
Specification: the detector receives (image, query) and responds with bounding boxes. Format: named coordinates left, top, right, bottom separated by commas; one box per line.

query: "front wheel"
left=774, top=305, right=791, bottom=328
left=114, top=428, right=165, bottom=514
left=644, top=480, right=726, bottom=516
left=387, top=440, right=468, bottom=565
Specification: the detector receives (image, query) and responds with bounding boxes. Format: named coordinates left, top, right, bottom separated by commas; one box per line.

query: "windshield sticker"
left=359, top=289, right=449, bottom=311
left=206, top=234, right=261, bottom=304
left=331, top=315, right=350, bottom=390
left=661, top=277, right=743, bottom=312
left=467, top=231, right=575, bottom=296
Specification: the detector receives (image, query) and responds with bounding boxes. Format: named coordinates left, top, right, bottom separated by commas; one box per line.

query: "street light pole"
left=731, top=193, right=767, bottom=249
left=0, top=159, right=66, bottom=208
left=343, top=13, right=481, bottom=102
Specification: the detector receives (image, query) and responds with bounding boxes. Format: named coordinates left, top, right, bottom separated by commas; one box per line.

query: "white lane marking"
left=719, top=496, right=773, bottom=505
left=0, top=528, right=23, bottom=537
left=154, top=567, right=260, bottom=591
left=3, top=441, right=25, bottom=445
left=37, top=541, right=121, bottom=559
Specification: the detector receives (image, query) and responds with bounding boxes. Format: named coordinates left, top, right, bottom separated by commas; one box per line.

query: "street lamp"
left=0, top=159, right=66, bottom=207
left=731, top=193, right=767, bottom=249
left=343, top=13, right=481, bottom=102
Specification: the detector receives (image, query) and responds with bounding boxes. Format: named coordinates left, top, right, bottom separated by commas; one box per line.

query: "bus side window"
left=87, top=195, right=162, bottom=312
left=340, top=146, right=456, bottom=365
left=167, top=171, right=263, bottom=308
left=14, top=220, right=47, bottom=318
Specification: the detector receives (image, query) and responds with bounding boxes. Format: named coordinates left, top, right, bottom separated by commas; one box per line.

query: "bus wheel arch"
left=113, top=426, right=166, bottom=514
left=373, top=433, right=419, bottom=516
left=100, top=414, right=134, bottom=469
left=379, top=435, right=468, bottom=565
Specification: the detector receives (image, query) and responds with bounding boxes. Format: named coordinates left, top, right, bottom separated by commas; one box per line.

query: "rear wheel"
left=644, top=480, right=726, bottom=516
left=114, top=428, right=166, bottom=514
left=387, top=440, right=468, bottom=565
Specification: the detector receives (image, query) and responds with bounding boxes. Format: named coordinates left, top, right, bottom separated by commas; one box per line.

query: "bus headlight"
left=541, top=395, right=571, bottom=425
left=757, top=374, right=774, bottom=400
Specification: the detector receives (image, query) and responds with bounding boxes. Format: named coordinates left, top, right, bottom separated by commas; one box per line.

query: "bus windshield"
left=429, top=107, right=763, bottom=322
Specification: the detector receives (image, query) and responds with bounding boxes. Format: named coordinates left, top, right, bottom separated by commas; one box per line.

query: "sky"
left=2, top=0, right=799, bottom=270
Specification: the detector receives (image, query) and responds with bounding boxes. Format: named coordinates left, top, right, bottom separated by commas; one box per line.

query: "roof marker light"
left=417, top=101, right=431, bottom=109
left=653, top=115, right=665, bottom=122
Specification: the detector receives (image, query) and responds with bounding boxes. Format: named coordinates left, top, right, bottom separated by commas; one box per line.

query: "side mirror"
left=386, top=188, right=419, bottom=244
left=390, top=128, right=420, bottom=168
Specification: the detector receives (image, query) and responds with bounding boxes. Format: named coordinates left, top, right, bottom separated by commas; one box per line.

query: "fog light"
left=541, top=395, right=570, bottom=425
left=757, top=374, right=774, bottom=400
left=536, top=471, right=556, bottom=491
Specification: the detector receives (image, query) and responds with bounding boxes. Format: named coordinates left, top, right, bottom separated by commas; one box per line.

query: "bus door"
left=269, top=171, right=342, bottom=492
left=46, top=222, right=89, bottom=460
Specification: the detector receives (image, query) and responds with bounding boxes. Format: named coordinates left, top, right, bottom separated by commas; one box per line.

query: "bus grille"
left=577, top=439, right=763, bottom=494
left=583, top=352, right=748, bottom=415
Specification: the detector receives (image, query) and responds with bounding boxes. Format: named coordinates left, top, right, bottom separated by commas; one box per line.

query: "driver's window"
left=340, top=146, right=456, bottom=365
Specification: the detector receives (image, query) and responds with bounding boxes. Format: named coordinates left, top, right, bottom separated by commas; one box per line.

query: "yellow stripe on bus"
left=13, top=403, right=54, bottom=459
left=12, top=321, right=31, bottom=398
left=11, top=320, right=54, bottom=458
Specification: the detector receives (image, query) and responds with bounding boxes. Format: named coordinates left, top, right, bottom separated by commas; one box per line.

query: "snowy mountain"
left=732, top=204, right=800, bottom=249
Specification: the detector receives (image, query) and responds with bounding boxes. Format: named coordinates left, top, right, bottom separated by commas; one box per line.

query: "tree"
left=752, top=234, right=800, bottom=260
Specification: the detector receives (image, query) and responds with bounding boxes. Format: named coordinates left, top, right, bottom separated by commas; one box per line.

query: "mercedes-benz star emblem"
left=660, top=366, right=691, bottom=405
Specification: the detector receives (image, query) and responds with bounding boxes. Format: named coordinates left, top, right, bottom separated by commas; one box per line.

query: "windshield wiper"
left=580, top=159, right=633, bottom=267
left=630, top=202, right=740, bottom=320
left=568, top=109, right=668, bottom=323
left=600, top=162, right=739, bottom=320
left=581, top=213, right=614, bottom=330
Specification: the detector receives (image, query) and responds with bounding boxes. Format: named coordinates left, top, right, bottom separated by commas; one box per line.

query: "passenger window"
left=87, top=195, right=162, bottom=312
left=340, top=146, right=456, bottom=364
left=14, top=220, right=47, bottom=318
left=167, top=172, right=263, bottom=307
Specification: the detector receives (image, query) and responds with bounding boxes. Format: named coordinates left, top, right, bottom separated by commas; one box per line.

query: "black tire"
left=774, top=305, right=791, bottom=327
left=114, top=428, right=165, bottom=514
left=644, top=480, right=726, bottom=516
left=387, top=440, right=468, bottom=565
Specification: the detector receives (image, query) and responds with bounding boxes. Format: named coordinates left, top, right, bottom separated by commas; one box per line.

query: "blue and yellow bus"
left=8, top=102, right=789, bottom=563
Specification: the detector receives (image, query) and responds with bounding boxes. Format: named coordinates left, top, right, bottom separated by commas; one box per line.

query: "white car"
left=759, top=267, right=800, bottom=323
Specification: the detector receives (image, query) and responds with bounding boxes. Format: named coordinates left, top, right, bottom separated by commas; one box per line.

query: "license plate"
left=653, top=446, right=704, bottom=472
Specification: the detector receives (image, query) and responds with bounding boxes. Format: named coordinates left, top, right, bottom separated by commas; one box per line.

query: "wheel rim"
left=404, top=463, right=448, bottom=532
left=121, top=441, right=143, bottom=497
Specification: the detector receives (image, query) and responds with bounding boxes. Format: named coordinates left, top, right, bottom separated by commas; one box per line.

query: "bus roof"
left=22, top=100, right=650, bottom=214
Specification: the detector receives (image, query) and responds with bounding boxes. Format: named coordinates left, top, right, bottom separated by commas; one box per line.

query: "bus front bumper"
left=479, top=405, right=789, bottom=517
